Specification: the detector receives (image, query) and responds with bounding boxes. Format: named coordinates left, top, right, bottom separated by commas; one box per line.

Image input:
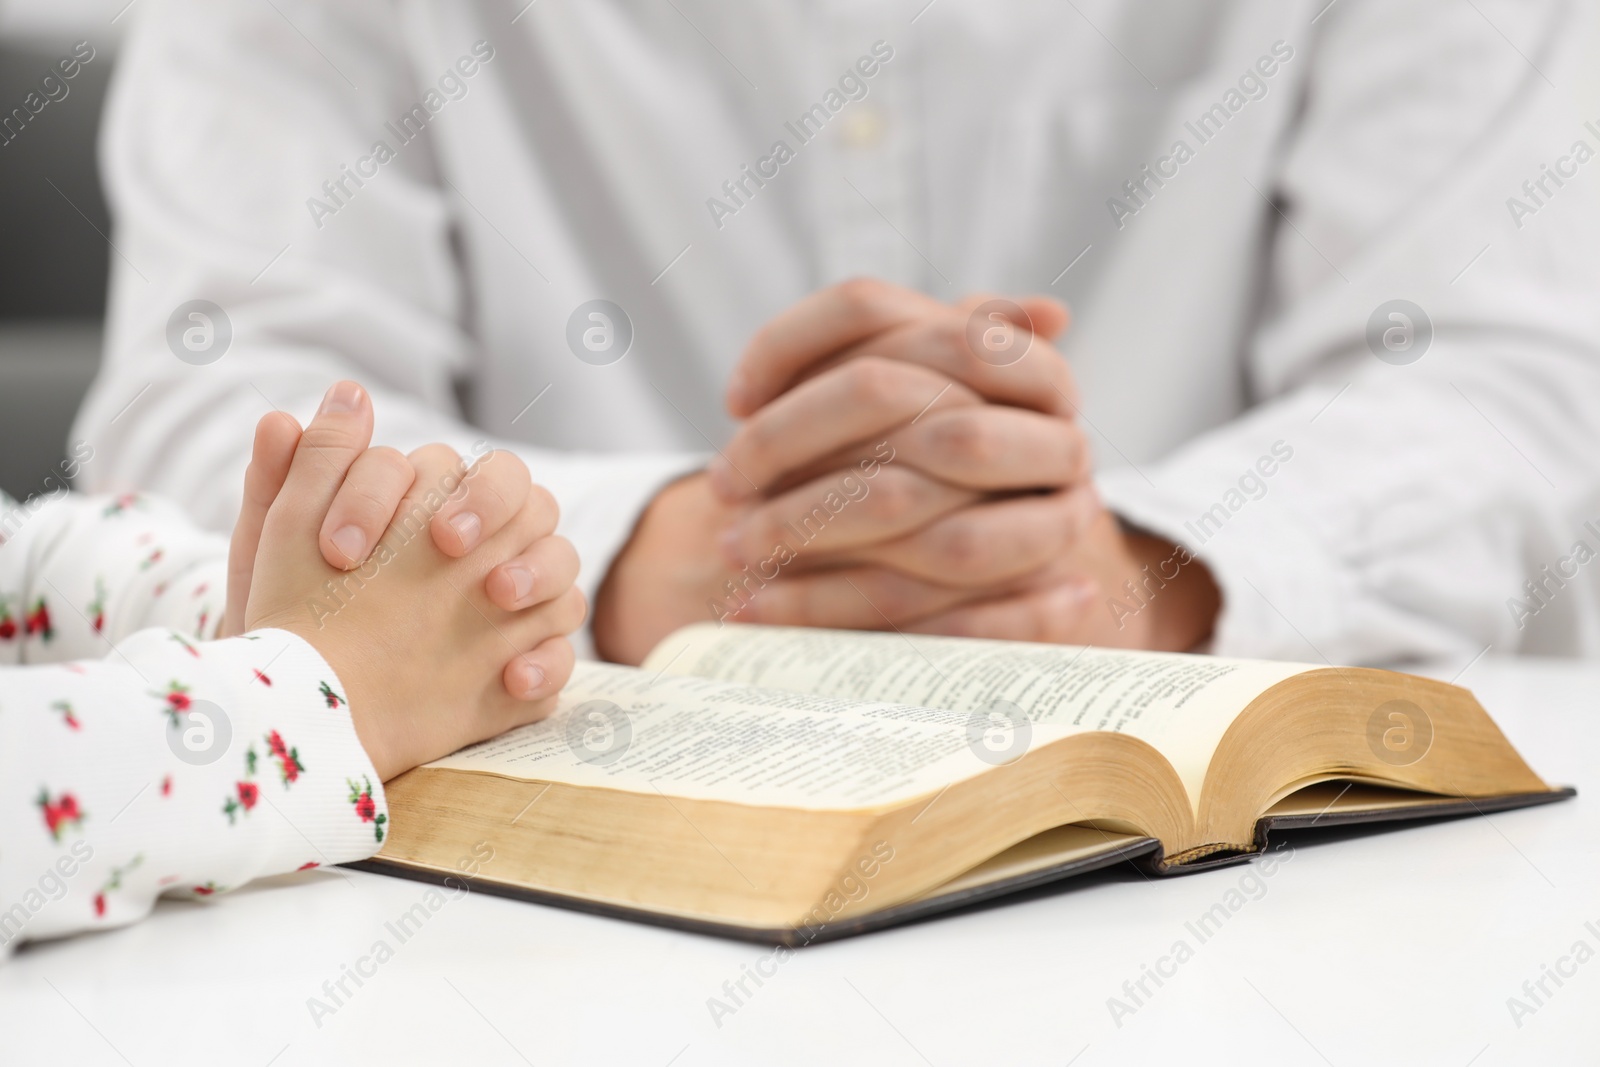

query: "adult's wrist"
left=591, top=472, right=737, bottom=665
left=1123, top=529, right=1222, bottom=651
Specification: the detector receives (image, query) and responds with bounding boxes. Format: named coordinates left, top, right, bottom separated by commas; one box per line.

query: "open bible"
left=350, top=624, right=1573, bottom=943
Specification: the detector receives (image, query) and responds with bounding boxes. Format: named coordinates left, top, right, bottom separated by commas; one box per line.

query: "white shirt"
left=77, top=0, right=1600, bottom=664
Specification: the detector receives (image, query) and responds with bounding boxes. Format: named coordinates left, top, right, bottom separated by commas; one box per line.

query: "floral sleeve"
left=0, top=491, right=387, bottom=955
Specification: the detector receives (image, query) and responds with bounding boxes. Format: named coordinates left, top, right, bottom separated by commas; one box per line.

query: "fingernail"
left=319, top=381, right=364, bottom=415
left=330, top=525, right=366, bottom=564
left=519, top=660, right=547, bottom=698
left=505, top=564, right=535, bottom=603
left=448, top=511, right=482, bottom=551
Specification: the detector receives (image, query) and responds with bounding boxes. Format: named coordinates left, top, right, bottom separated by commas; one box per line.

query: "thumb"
left=224, top=411, right=301, bottom=636
left=272, top=380, right=376, bottom=527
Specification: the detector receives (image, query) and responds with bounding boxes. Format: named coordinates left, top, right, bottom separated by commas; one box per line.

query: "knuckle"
left=407, top=442, right=460, bottom=468
left=736, top=421, right=778, bottom=472
left=527, top=483, right=559, bottom=527
left=366, top=446, right=411, bottom=477
left=297, top=425, right=360, bottom=456
left=340, top=479, right=400, bottom=521
left=561, top=587, right=589, bottom=632
left=846, top=356, right=902, bottom=408
left=929, top=412, right=994, bottom=465
left=547, top=535, right=580, bottom=577
left=478, top=449, right=531, bottom=491
left=933, top=519, right=987, bottom=572
left=934, top=315, right=967, bottom=353
left=835, top=276, right=888, bottom=317
left=861, top=471, right=918, bottom=525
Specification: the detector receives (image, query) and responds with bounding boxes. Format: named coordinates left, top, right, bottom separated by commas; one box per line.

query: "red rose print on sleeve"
left=0, top=595, right=17, bottom=641
left=25, top=597, right=53, bottom=642
left=265, top=730, right=305, bottom=785
left=93, top=855, right=143, bottom=920
left=347, top=777, right=387, bottom=843
left=51, top=701, right=81, bottom=730
left=319, top=681, right=346, bottom=709
left=36, top=788, right=85, bottom=841
left=221, top=743, right=261, bottom=825
left=88, top=578, right=107, bottom=634
left=154, top=681, right=193, bottom=726
left=222, top=780, right=259, bottom=825
left=102, top=493, right=142, bottom=517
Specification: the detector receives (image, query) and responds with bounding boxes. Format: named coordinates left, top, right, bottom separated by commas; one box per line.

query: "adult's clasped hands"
left=593, top=278, right=1219, bottom=665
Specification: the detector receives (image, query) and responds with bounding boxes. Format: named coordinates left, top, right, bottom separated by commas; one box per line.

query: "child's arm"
left=0, top=385, right=582, bottom=953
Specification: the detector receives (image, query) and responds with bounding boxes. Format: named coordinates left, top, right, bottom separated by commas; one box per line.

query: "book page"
left=642, top=624, right=1316, bottom=804
left=427, top=661, right=1077, bottom=811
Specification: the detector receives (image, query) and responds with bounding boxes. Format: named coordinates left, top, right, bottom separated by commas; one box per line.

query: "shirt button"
left=838, top=105, right=887, bottom=149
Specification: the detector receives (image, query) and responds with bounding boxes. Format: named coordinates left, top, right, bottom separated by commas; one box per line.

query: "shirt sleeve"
left=0, top=491, right=387, bottom=955
left=72, top=0, right=701, bottom=657
left=1097, top=0, right=1600, bottom=665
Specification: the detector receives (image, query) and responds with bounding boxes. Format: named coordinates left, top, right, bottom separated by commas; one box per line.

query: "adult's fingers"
left=720, top=464, right=979, bottom=566
left=954, top=292, right=1070, bottom=342
left=819, top=486, right=1100, bottom=587
left=825, top=313, right=1079, bottom=416
left=318, top=447, right=415, bottom=569
left=225, top=411, right=301, bottom=636
left=889, top=405, right=1092, bottom=491
left=429, top=449, right=543, bottom=557
left=727, top=278, right=944, bottom=417
left=710, top=358, right=981, bottom=501
left=728, top=564, right=995, bottom=630
left=273, top=381, right=375, bottom=527
left=486, top=535, right=581, bottom=612
left=735, top=401, right=1085, bottom=502
left=905, top=578, right=1100, bottom=642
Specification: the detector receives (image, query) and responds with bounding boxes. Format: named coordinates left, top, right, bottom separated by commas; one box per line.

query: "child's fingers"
left=503, top=632, right=578, bottom=704
left=225, top=412, right=302, bottom=635
left=499, top=585, right=587, bottom=700
left=387, top=443, right=472, bottom=550
left=429, top=450, right=540, bottom=557
left=485, top=535, right=580, bottom=612
left=318, top=447, right=416, bottom=569
left=274, top=381, right=375, bottom=528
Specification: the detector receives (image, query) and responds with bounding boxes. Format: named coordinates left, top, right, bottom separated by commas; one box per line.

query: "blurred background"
left=0, top=3, right=115, bottom=500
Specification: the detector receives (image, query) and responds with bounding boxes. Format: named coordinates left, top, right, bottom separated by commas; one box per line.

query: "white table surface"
left=2, top=655, right=1595, bottom=1067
